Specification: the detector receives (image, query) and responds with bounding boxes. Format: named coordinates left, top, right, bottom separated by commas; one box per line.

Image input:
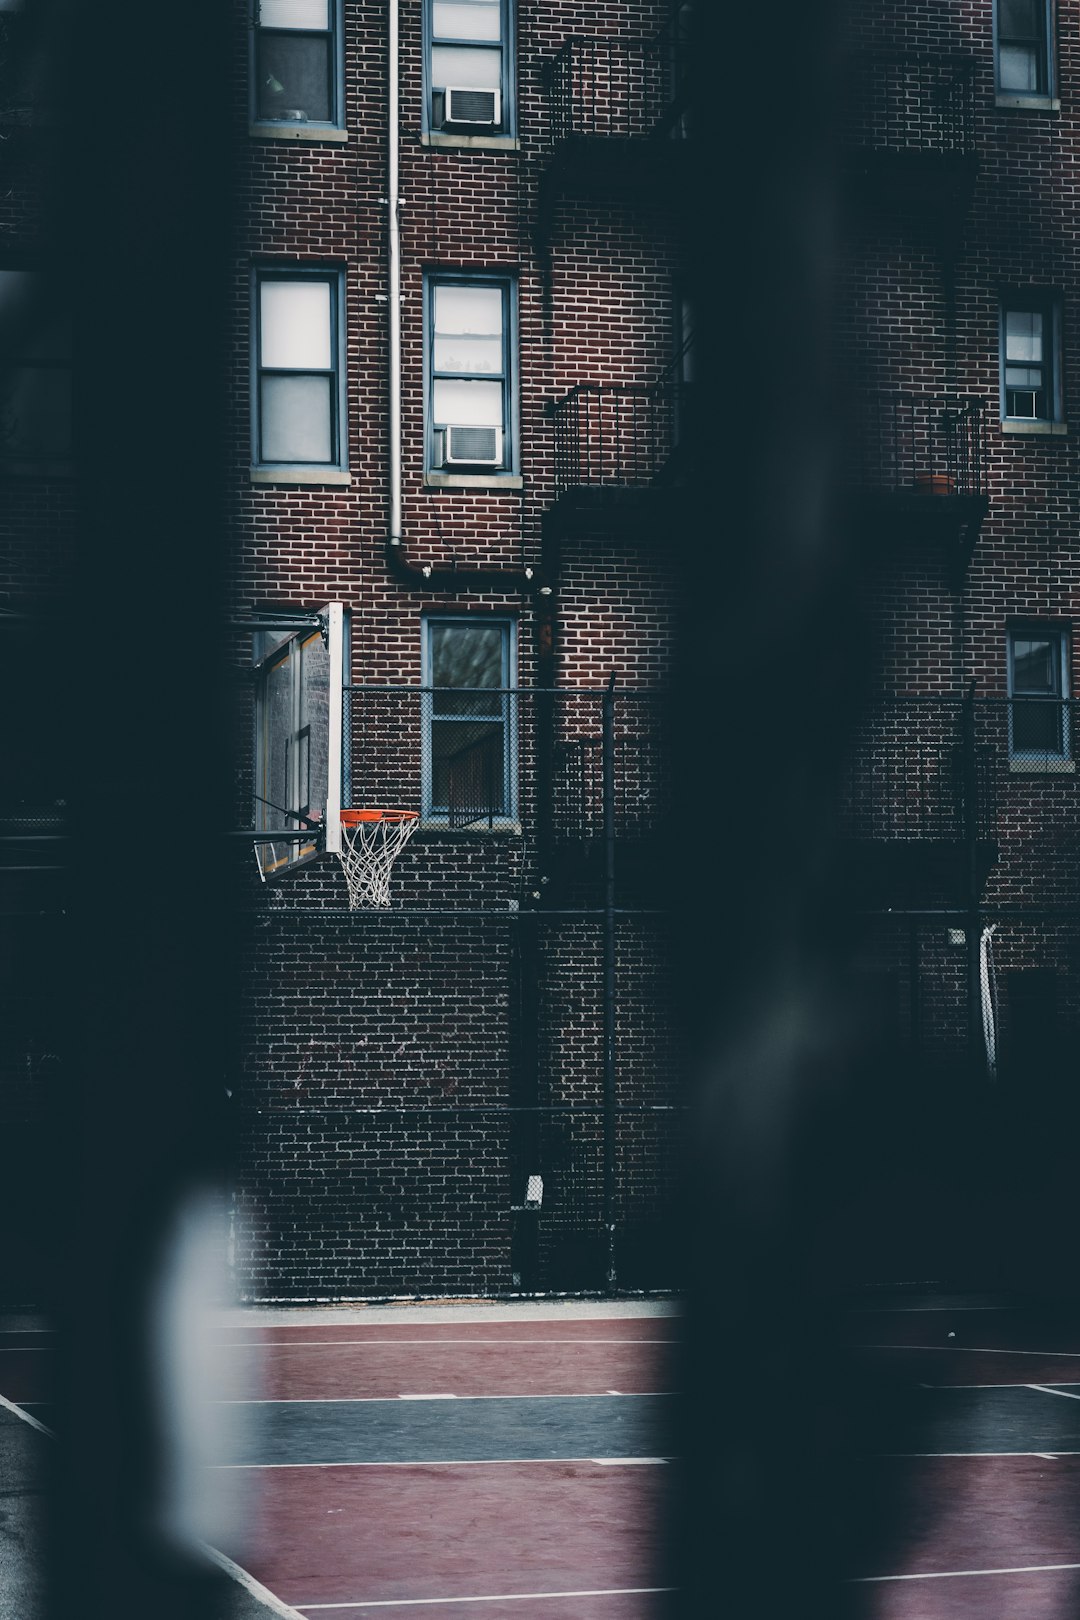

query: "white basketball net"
left=337, top=814, right=419, bottom=909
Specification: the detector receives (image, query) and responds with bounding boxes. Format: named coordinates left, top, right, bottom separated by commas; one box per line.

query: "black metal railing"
left=841, top=52, right=977, bottom=159
left=551, top=377, right=680, bottom=496
left=543, top=27, right=688, bottom=146
left=854, top=394, right=987, bottom=499
left=343, top=687, right=668, bottom=843
left=553, top=729, right=669, bottom=842
left=840, top=700, right=995, bottom=843
left=840, top=697, right=1080, bottom=847
left=447, top=729, right=502, bottom=831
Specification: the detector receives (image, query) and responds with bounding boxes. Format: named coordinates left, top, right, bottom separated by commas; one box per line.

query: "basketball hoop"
left=337, top=809, right=419, bottom=909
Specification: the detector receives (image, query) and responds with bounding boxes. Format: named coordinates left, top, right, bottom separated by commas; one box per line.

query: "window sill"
left=419, top=819, right=523, bottom=837
left=1009, top=757, right=1075, bottom=774
left=995, top=93, right=1060, bottom=111
left=424, top=471, right=523, bottom=490
left=249, top=122, right=350, bottom=143
left=420, top=131, right=519, bottom=152
left=250, top=467, right=352, bottom=486
left=1001, top=420, right=1068, bottom=436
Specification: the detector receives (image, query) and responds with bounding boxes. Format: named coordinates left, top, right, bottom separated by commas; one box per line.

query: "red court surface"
left=219, top=1338, right=672, bottom=1401
left=211, top=1306, right=677, bottom=1618
left=239, top=1460, right=667, bottom=1618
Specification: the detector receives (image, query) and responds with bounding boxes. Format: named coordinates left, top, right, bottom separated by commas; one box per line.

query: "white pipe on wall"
left=388, top=0, right=402, bottom=547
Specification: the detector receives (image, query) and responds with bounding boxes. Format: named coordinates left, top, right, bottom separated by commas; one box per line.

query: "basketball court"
left=9, top=1295, right=1080, bottom=1612
left=0, top=1301, right=677, bottom=1618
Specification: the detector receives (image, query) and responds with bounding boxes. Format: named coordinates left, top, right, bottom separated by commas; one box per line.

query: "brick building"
left=827, top=0, right=1080, bottom=1292
left=7, top=0, right=1080, bottom=1312
left=222, top=0, right=695, bottom=1299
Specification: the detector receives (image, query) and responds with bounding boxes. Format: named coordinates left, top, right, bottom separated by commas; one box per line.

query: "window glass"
left=1005, top=310, right=1042, bottom=361
left=433, top=378, right=503, bottom=425
left=431, top=44, right=501, bottom=89
left=260, top=0, right=329, bottom=27
left=1001, top=0, right=1039, bottom=33
left=432, top=622, right=504, bottom=688
left=425, top=619, right=514, bottom=818
left=260, top=374, right=333, bottom=461
left=433, top=1, right=501, bottom=40
left=256, top=34, right=332, bottom=121
left=1012, top=637, right=1057, bottom=694
left=1000, top=44, right=1038, bottom=89
left=434, top=334, right=502, bottom=373
left=435, top=284, right=503, bottom=335
left=1010, top=630, right=1068, bottom=755
left=261, top=281, right=332, bottom=370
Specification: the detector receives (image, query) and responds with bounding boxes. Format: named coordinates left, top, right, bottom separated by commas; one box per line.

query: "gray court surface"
left=875, top=1385, right=1080, bottom=1454
left=221, top=1392, right=674, bottom=1467
left=0, top=1407, right=50, bottom=1620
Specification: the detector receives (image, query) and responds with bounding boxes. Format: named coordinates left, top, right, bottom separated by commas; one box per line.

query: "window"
left=253, top=269, right=346, bottom=469
left=996, top=0, right=1053, bottom=97
left=424, top=0, right=514, bottom=136
left=1000, top=294, right=1063, bottom=424
left=252, top=0, right=343, bottom=127
left=424, top=272, right=516, bottom=475
left=422, top=617, right=517, bottom=824
left=0, top=271, right=71, bottom=462
left=1008, top=626, right=1070, bottom=759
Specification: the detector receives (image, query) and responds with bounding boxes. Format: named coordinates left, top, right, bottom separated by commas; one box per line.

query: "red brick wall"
left=227, top=0, right=684, bottom=1296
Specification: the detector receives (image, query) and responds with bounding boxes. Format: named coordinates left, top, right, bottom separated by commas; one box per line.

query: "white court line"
left=217, top=1456, right=671, bottom=1471
left=214, top=1339, right=675, bottom=1349
left=874, top=1458, right=1080, bottom=1470
left=215, top=1392, right=669, bottom=1405
left=295, top=1586, right=675, bottom=1610
left=0, top=1391, right=55, bottom=1438
left=854, top=1302, right=1023, bottom=1315
left=199, top=1542, right=308, bottom=1620
left=853, top=1560, right=1080, bottom=1584
left=872, top=1343, right=1080, bottom=1358
left=592, top=1458, right=667, bottom=1466
left=0, top=1391, right=305, bottom=1619
left=1028, top=1384, right=1080, bottom=1402
left=921, top=1381, right=1080, bottom=1390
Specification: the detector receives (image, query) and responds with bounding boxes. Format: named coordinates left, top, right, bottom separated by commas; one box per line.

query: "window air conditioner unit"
left=445, top=86, right=501, bottom=127
left=445, top=425, right=502, bottom=466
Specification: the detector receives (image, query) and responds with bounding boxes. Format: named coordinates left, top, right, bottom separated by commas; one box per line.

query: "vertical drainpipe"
left=388, top=0, right=402, bottom=552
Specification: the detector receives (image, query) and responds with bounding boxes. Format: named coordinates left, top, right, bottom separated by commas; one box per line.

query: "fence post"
left=602, top=670, right=617, bottom=1289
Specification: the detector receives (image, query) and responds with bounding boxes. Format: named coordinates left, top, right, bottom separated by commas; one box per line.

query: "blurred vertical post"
left=47, top=0, right=238, bottom=1614
left=667, top=0, right=857, bottom=1615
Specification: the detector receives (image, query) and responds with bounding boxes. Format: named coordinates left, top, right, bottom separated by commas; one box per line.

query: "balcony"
left=537, top=23, right=689, bottom=245
left=840, top=53, right=978, bottom=219
left=546, top=367, right=693, bottom=535
left=848, top=394, right=989, bottom=575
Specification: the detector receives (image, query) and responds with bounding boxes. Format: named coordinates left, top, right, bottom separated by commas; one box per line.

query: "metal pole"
left=961, top=681, right=984, bottom=1076
left=602, top=670, right=617, bottom=1289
